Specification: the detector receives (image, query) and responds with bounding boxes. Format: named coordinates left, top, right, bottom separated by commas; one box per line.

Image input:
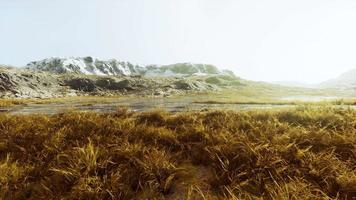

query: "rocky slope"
left=0, top=63, right=241, bottom=98
left=0, top=66, right=63, bottom=98
left=26, top=57, right=235, bottom=77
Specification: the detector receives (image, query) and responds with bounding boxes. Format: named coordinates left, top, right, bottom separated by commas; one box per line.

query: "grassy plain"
left=0, top=106, right=355, bottom=199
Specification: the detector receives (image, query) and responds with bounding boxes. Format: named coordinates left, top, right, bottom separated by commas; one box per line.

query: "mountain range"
left=0, top=57, right=354, bottom=99
left=0, top=57, right=241, bottom=98
left=26, top=57, right=355, bottom=89
left=26, top=57, right=235, bottom=77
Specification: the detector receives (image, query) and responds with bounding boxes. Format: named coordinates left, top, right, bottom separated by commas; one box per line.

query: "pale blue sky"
left=1, top=0, right=356, bottom=83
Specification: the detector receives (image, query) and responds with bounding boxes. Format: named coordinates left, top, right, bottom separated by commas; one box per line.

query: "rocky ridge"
left=26, top=57, right=235, bottom=77
left=0, top=57, right=240, bottom=98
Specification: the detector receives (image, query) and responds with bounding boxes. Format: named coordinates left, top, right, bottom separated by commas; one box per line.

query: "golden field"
left=0, top=107, right=355, bottom=199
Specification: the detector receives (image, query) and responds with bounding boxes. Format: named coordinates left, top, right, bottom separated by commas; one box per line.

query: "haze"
left=1, top=0, right=356, bottom=84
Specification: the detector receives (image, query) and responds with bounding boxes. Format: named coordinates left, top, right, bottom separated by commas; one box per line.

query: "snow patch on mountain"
left=26, top=57, right=235, bottom=77
left=26, top=57, right=145, bottom=76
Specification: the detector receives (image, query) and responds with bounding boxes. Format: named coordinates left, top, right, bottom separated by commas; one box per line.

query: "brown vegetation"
left=0, top=99, right=27, bottom=107
left=0, top=107, right=355, bottom=199
left=194, top=99, right=356, bottom=106
left=0, top=96, right=124, bottom=108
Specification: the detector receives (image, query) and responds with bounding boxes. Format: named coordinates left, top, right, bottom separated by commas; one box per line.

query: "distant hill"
left=26, top=57, right=235, bottom=77
left=272, top=81, right=314, bottom=88
left=319, top=69, right=356, bottom=89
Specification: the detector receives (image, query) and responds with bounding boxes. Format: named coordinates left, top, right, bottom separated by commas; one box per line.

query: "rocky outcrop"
left=0, top=72, right=17, bottom=92
left=95, top=78, right=134, bottom=90
left=0, top=67, right=63, bottom=98
left=64, top=78, right=96, bottom=92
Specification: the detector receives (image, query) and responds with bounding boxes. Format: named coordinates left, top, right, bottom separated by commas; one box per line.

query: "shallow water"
left=1, top=96, right=355, bottom=115
left=0, top=97, right=300, bottom=115
left=279, top=95, right=340, bottom=102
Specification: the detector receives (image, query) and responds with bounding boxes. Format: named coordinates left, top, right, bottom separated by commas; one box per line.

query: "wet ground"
left=0, top=96, right=354, bottom=115
left=279, top=95, right=340, bottom=101
left=0, top=97, right=293, bottom=114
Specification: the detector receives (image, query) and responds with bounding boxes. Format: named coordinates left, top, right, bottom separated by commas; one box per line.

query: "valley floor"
left=0, top=91, right=355, bottom=114
left=0, top=107, right=356, bottom=199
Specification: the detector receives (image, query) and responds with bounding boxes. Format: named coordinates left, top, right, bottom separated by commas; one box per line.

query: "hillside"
left=272, top=81, right=314, bottom=88
left=320, top=69, right=356, bottom=89
left=0, top=62, right=243, bottom=98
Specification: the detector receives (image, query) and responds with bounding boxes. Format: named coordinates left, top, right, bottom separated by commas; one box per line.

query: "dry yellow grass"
left=194, top=98, right=356, bottom=106
left=0, top=107, right=355, bottom=199
left=0, top=96, right=124, bottom=108
left=0, top=99, right=27, bottom=107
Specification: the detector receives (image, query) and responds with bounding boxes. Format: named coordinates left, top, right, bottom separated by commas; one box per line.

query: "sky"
left=1, top=0, right=356, bottom=83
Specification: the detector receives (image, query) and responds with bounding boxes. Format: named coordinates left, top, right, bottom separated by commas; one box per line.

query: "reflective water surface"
left=0, top=96, right=354, bottom=115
